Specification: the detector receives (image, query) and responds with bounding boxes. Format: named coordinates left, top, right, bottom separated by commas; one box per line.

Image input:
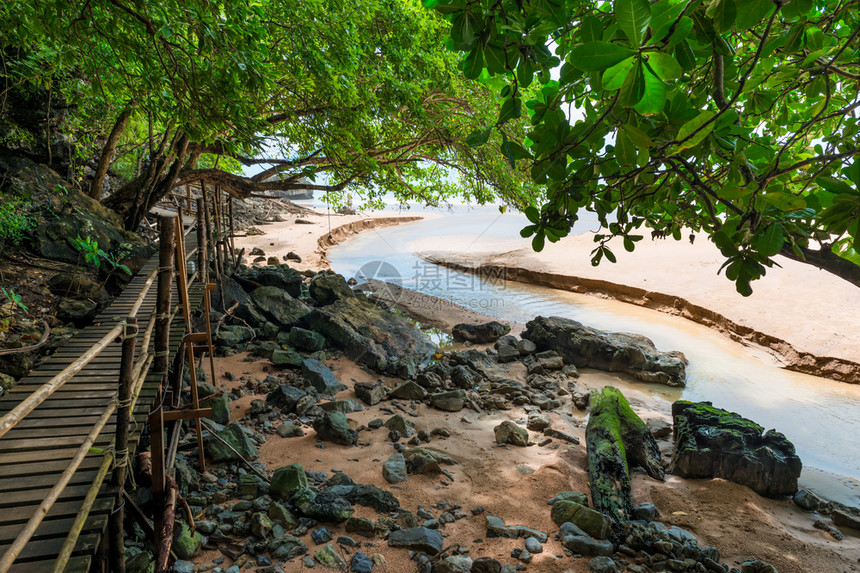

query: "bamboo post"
left=173, top=217, right=192, bottom=333
left=149, top=404, right=166, bottom=562
left=109, top=317, right=138, bottom=573
left=185, top=339, right=206, bottom=472
left=155, top=216, right=175, bottom=375
left=196, top=198, right=207, bottom=286
left=200, top=182, right=217, bottom=282
left=212, top=185, right=224, bottom=279
left=229, top=195, right=237, bottom=269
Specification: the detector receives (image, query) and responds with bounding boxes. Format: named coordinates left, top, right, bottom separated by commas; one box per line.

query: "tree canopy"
left=425, top=0, right=860, bottom=293
left=1, top=0, right=532, bottom=228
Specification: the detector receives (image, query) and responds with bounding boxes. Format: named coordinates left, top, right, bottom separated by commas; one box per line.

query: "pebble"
left=524, top=537, right=543, bottom=554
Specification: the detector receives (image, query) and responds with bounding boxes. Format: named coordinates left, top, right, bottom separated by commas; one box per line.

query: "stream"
left=317, top=201, right=860, bottom=507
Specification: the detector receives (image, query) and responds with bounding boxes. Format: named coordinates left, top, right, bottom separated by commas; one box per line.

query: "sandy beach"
left=192, top=207, right=860, bottom=573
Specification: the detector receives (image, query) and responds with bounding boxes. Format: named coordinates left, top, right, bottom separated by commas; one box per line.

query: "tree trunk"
left=585, top=386, right=664, bottom=522
left=89, top=103, right=134, bottom=200
left=780, top=244, right=860, bottom=289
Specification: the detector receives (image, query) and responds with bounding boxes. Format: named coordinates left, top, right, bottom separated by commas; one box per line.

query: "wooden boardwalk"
left=0, top=231, right=203, bottom=572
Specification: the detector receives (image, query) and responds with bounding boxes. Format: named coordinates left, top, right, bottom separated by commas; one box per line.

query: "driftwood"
left=585, top=386, right=664, bottom=522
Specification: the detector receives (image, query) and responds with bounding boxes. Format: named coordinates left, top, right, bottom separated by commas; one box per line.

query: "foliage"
left=0, top=0, right=533, bottom=229
left=426, top=0, right=860, bottom=293
left=69, top=235, right=131, bottom=275
left=0, top=196, right=35, bottom=246
left=0, top=287, right=27, bottom=313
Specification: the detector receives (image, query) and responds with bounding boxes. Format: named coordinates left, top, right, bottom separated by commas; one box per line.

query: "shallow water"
left=327, top=204, right=860, bottom=505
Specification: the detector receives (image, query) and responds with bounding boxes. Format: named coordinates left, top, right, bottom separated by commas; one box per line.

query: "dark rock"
left=172, top=523, right=204, bottom=559
left=56, top=298, right=98, bottom=327
left=669, top=401, right=802, bottom=497
left=384, top=415, right=416, bottom=438
left=250, top=286, right=311, bottom=329
left=632, top=502, right=660, bottom=522
left=344, top=484, right=400, bottom=513
left=547, top=492, right=589, bottom=506
left=271, top=463, right=308, bottom=500
left=558, top=522, right=613, bottom=557
left=484, top=515, right=548, bottom=543
left=517, top=339, right=537, bottom=355
left=291, top=487, right=355, bottom=522
left=387, top=527, right=443, bottom=554
left=494, top=421, right=529, bottom=447
left=354, top=381, right=387, bottom=405
left=523, top=350, right=564, bottom=374
left=524, top=537, right=543, bottom=554
left=215, top=325, right=255, bottom=347
left=792, top=488, right=821, bottom=511
left=302, top=359, right=348, bottom=395
left=551, top=501, right=611, bottom=539
left=429, top=389, right=466, bottom=412
left=345, top=517, right=376, bottom=538
left=813, top=519, right=844, bottom=540
left=740, top=559, right=778, bottom=573
left=212, top=275, right=250, bottom=313
left=269, top=502, right=299, bottom=529
left=496, top=344, right=520, bottom=363
left=236, top=264, right=304, bottom=298
left=276, top=422, right=305, bottom=438
left=527, top=412, right=551, bottom=431
left=523, top=316, right=687, bottom=386
left=204, top=422, right=258, bottom=462
left=435, top=555, right=472, bottom=573
left=267, top=385, right=307, bottom=413
left=471, top=557, right=502, bottom=573
left=304, top=297, right=435, bottom=377
left=315, top=543, right=348, bottom=568
left=450, top=364, right=482, bottom=389
left=309, top=271, right=355, bottom=305
left=288, top=327, right=326, bottom=352
left=319, top=399, right=363, bottom=414
left=646, top=418, right=672, bottom=439
left=313, top=411, right=357, bottom=445
left=389, top=380, right=427, bottom=400
left=383, top=453, right=408, bottom=483
left=350, top=552, right=374, bottom=573
left=271, top=348, right=304, bottom=367
left=312, top=527, right=333, bottom=544
left=832, top=504, right=860, bottom=529
left=452, top=321, right=511, bottom=343
left=589, top=556, right=618, bottom=573
left=543, top=428, right=580, bottom=445
left=404, top=448, right=457, bottom=474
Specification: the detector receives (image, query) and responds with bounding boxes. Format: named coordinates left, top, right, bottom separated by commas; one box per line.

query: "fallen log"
left=586, top=386, right=664, bottom=522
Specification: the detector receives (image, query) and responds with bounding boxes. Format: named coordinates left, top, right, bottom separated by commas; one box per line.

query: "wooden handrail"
left=0, top=322, right=125, bottom=439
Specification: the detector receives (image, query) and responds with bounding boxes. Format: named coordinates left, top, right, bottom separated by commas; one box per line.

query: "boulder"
left=383, top=453, right=408, bottom=483
left=344, top=484, right=400, bottom=513
left=236, top=264, right=304, bottom=298
left=271, top=348, right=304, bottom=367
left=404, top=448, right=457, bottom=474
left=452, top=321, right=511, bottom=343
left=669, top=401, right=802, bottom=497
left=558, top=522, right=613, bottom=557
left=267, top=385, right=307, bottom=413
left=250, top=286, right=310, bottom=329
left=314, top=544, right=348, bottom=568
left=172, top=523, right=204, bottom=560
left=271, top=464, right=308, bottom=500
left=304, top=297, right=435, bottom=377
left=429, top=389, right=466, bottom=412
left=291, top=487, right=355, bottom=523
left=550, top=501, right=611, bottom=539
left=215, top=325, right=255, bottom=347
left=484, top=515, right=548, bottom=542
left=309, top=271, right=355, bottom=305
left=301, top=359, right=347, bottom=395
left=204, top=422, right=258, bottom=462
left=523, top=316, right=687, bottom=386
left=494, top=421, right=529, bottom=447
left=389, top=380, right=427, bottom=400
left=211, top=275, right=249, bottom=313
left=384, top=415, right=416, bottom=438
left=312, top=411, right=357, bottom=445
left=354, top=381, right=387, bottom=405
left=56, top=298, right=98, bottom=327
left=288, top=327, right=326, bottom=352
left=387, top=527, right=443, bottom=554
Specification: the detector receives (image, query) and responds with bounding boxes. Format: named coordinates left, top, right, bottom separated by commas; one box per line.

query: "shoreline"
left=422, top=255, right=860, bottom=384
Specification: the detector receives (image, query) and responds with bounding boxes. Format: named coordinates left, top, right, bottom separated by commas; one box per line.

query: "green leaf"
left=603, top=246, right=617, bottom=263
left=602, top=57, right=636, bottom=91
left=716, top=184, right=752, bottom=200
left=464, top=47, right=484, bottom=80
left=648, top=0, right=688, bottom=45
left=620, top=124, right=654, bottom=148
left=568, top=42, right=637, bottom=72
left=615, top=128, right=637, bottom=166
left=559, top=62, right=582, bottom=86
left=619, top=60, right=645, bottom=107
left=671, top=110, right=716, bottom=153
left=735, top=0, right=773, bottom=29
left=451, top=12, right=480, bottom=45
left=817, top=176, right=856, bottom=196
left=706, top=0, right=736, bottom=34
left=634, top=65, right=667, bottom=115
left=674, top=40, right=696, bottom=70
left=646, top=52, right=681, bottom=81
left=615, top=0, right=652, bottom=47
left=465, top=127, right=492, bottom=147
left=499, top=132, right=531, bottom=168
left=484, top=42, right=507, bottom=74
left=498, top=96, right=521, bottom=124
left=754, top=223, right=784, bottom=257
left=524, top=206, right=540, bottom=223
left=532, top=232, right=546, bottom=251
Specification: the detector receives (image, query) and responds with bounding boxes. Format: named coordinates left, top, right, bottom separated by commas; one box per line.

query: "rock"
left=632, top=502, right=660, bottom=522
left=313, top=411, right=357, bottom=445
left=126, top=551, right=154, bottom=573
left=286, top=251, right=302, bottom=263
left=384, top=415, right=416, bottom=438
left=494, top=421, right=529, bottom=447
left=452, top=321, right=511, bottom=343
left=197, top=382, right=229, bottom=425
left=389, top=380, right=427, bottom=400
left=268, top=534, right=307, bottom=559
left=312, top=527, right=334, bottom=544
left=173, top=455, right=200, bottom=495
left=320, top=399, right=363, bottom=414
left=211, top=274, right=250, bottom=313
left=551, top=501, right=611, bottom=539
left=435, top=555, right=472, bottom=573
left=250, top=247, right=266, bottom=256
left=387, top=527, right=443, bottom=554
left=350, top=552, right=374, bottom=573
left=354, top=382, right=387, bottom=405
left=315, top=543, right=348, bottom=569
left=271, top=463, right=309, bottom=499
left=792, top=488, right=822, bottom=511
left=523, top=316, right=687, bottom=386
left=589, top=556, right=618, bottom=573
left=496, top=344, right=520, bottom=363
left=523, top=350, right=564, bottom=373
left=383, top=453, right=408, bottom=483
left=558, top=522, right=613, bottom=557
left=450, top=364, right=482, bottom=389
left=527, top=412, right=551, bottom=431
left=524, top=537, right=543, bottom=554
left=646, top=418, right=672, bottom=439
left=56, top=298, right=98, bottom=327
left=813, top=519, right=844, bottom=540
left=548, top=492, right=589, bottom=506
left=669, top=401, right=802, bottom=497
left=291, top=487, right=355, bottom=522
left=346, top=517, right=376, bottom=538
left=173, top=523, right=204, bottom=559
left=832, top=505, right=860, bottom=529
left=0, top=373, right=16, bottom=396
left=204, top=422, right=258, bottom=462
left=267, top=385, right=307, bottom=413
left=271, top=348, right=304, bottom=367
left=251, top=512, right=274, bottom=538
left=543, top=428, right=580, bottom=445
left=484, top=515, right=548, bottom=542
left=429, top=389, right=466, bottom=412
left=289, top=327, right=327, bottom=352
left=250, top=286, right=311, bottom=329
left=404, top=448, right=457, bottom=474
left=236, top=264, right=304, bottom=298
left=517, top=339, right=537, bottom=355
left=302, top=359, right=348, bottom=395
left=740, top=559, right=778, bottom=573
left=344, top=484, right=400, bottom=513
left=215, top=324, right=255, bottom=347
left=310, top=271, right=355, bottom=305
left=572, top=391, right=590, bottom=410
left=269, top=502, right=299, bottom=529
left=471, top=557, right=502, bottom=573
left=304, top=297, right=435, bottom=377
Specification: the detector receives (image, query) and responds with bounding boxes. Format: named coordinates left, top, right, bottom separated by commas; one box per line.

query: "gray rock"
left=383, top=453, right=408, bottom=484
left=267, top=385, right=307, bottom=412
left=558, top=522, right=613, bottom=557
left=523, top=350, right=564, bottom=374
left=450, top=364, right=482, bottom=389
left=551, top=501, right=611, bottom=539
left=523, top=316, right=687, bottom=386
left=250, top=286, right=311, bottom=329
left=276, top=422, right=305, bottom=438
left=430, top=389, right=466, bottom=412
left=302, top=359, right=348, bottom=396
left=542, top=428, right=580, bottom=444
left=494, top=421, right=529, bottom=447
left=452, top=321, right=511, bottom=343
left=792, top=488, right=821, bottom=511
left=669, top=401, right=802, bottom=497
left=355, top=382, right=387, bottom=405
left=387, top=527, right=443, bottom=554
left=343, top=484, right=400, bottom=513
left=632, top=502, right=660, bottom=522
left=741, top=559, right=778, bottom=573
left=435, top=555, right=472, bottom=573
left=309, top=271, right=355, bottom=305
left=384, top=415, right=416, bottom=437
left=314, top=543, right=348, bottom=568
left=271, top=463, right=308, bottom=499
left=292, top=488, right=355, bottom=523
left=589, top=556, right=618, bottom=573
left=56, top=298, right=97, bottom=327
left=345, top=517, right=376, bottom=538
left=832, top=505, right=860, bottom=529
left=271, top=348, right=304, bottom=367
left=547, top=492, right=589, bottom=506
left=215, top=324, right=255, bottom=346
left=484, top=515, right=548, bottom=543
left=524, top=536, right=543, bottom=553
left=471, top=557, right=502, bottom=573
left=350, top=552, right=374, bottom=573
left=269, top=502, right=299, bottom=529
left=517, top=339, right=537, bottom=355
left=236, top=264, right=304, bottom=298
left=204, top=422, right=258, bottom=462
left=389, top=380, right=427, bottom=400
left=404, top=448, right=457, bottom=474
left=527, top=412, right=551, bottom=431
left=496, top=344, right=520, bottom=363
left=289, top=327, right=326, bottom=352
left=313, top=411, right=357, bottom=445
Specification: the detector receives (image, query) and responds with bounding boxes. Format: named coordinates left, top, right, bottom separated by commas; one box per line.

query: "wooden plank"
left=0, top=532, right=102, bottom=562
left=0, top=469, right=100, bottom=494
left=0, top=496, right=114, bottom=525
left=0, top=483, right=109, bottom=510
left=9, top=554, right=92, bottom=573
left=0, top=515, right=101, bottom=544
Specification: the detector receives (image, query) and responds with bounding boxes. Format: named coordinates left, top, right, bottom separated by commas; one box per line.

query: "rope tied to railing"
left=121, top=322, right=139, bottom=340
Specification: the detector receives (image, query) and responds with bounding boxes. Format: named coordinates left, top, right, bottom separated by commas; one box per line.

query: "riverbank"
left=418, top=233, right=860, bottom=384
